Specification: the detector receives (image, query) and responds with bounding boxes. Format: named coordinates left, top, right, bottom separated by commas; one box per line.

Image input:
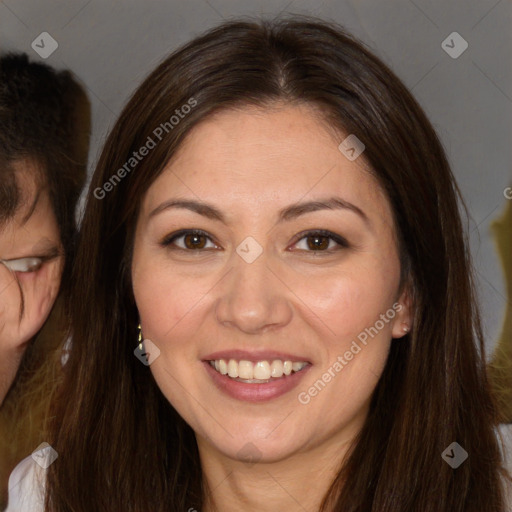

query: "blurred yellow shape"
left=488, top=196, right=512, bottom=423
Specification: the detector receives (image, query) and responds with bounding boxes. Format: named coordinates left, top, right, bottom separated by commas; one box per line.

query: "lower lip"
left=203, top=361, right=312, bottom=402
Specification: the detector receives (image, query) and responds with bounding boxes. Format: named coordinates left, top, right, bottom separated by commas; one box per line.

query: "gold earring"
left=138, top=323, right=143, bottom=350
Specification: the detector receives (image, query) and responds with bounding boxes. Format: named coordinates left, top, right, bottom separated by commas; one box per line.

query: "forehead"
left=0, top=159, right=59, bottom=251
left=0, top=159, right=39, bottom=222
left=141, top=104, right=392, bottom=226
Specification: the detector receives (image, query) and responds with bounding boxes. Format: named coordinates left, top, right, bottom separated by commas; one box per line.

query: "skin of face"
left=0, top=159, right=63, bottom=405
left=131, top=103, right=412, bottom=511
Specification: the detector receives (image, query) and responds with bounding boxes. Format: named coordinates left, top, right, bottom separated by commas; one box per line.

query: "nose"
left=215, top=247, right=293, bottom=335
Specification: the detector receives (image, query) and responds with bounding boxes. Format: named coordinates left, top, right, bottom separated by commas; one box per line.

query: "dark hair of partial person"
left=0, top=52, right=89, bottom=275
left=0, top=52, right=90, bottom=508
left=45, top=15, right=510, bottom=512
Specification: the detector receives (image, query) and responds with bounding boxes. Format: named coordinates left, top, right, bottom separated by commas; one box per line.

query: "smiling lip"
left=202, top=349, right=312, bottom=402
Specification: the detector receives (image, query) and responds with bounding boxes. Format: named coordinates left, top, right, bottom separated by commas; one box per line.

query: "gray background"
left=1, top=0, right=510, bottom=356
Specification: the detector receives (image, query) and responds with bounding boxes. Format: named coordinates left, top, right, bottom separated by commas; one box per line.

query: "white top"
left=500, top=423, right=512, bottom=510
left=6, top=424, right=512, bottom=511
left=5, top=453, right=46, bottom=511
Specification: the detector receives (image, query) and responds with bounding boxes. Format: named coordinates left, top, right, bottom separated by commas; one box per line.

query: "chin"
left=202, top=427, right=308, bottom=465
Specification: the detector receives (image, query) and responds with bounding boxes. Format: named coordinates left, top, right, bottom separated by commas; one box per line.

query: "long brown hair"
left=46, top=16, right=510, bottom=511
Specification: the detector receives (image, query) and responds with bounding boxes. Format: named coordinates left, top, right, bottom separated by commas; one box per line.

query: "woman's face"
left=131, top=104, right=411, bottom=464
left=0, top=160, right=63, bottom=403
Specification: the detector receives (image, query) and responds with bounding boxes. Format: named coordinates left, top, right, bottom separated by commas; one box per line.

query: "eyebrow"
left=149, top=196, right=370, bottom=226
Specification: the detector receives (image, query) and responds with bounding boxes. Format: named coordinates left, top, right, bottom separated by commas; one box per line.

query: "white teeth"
left=291, top=362, right=304, bottom=372
left=238, top=360, right=253, bottom=379
left=227, top=359, right=239, bottom=378
left=209, top=358, right=308, bottom=381
left=270, top=360, right=284, bottom=378
left=219, top=359, right=228, bottom=375
left=253, top=361, right=270, bottom=380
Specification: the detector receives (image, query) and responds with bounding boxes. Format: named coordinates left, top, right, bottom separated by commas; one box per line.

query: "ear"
left=391, top=283, right=414, bottom=339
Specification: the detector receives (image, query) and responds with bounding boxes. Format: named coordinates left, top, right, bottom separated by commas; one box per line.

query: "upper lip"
left=202, top=349, right=311, bottom=363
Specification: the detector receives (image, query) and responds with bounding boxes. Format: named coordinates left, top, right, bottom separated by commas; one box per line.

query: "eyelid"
left=1, top=257, right=43, bottom=272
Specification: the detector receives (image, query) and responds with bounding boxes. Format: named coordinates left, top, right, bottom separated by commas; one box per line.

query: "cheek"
left=131, top=258, right=212, bottom=423
left=292, top=258, right=399, bottom=342
left=291, top=256, right=398, bottom=409
left=131, top=257, right=210, bottom=344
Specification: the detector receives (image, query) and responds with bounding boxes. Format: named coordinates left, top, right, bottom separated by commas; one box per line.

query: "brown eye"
left=292, top=230, right=349, bottom=253
left=183, top=232, right=207, bottom=249
left=305, top=234, right=330, bottom=251
left=161, top=230, right=218, bottom=251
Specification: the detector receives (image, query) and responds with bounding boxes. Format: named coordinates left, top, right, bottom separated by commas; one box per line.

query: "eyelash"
left=160, top=229, right=349, bottom=254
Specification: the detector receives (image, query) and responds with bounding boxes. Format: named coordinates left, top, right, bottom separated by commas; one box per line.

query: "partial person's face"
left=0, top=159, right=63, bottom=404
left=131, top=104, right=411, bottom=465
